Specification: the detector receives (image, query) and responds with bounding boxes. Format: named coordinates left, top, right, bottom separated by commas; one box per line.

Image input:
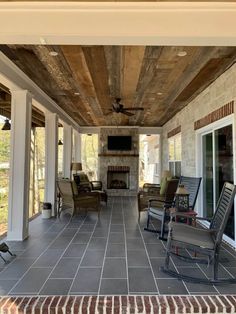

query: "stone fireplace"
left=98, top=128, right=139, bottom=196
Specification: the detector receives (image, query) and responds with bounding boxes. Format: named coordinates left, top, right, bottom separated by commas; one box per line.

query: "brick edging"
left=194, top=101, right=234, bottom=130
left=167, top=126, right=181, bottom=138
left=0, top=295, right=236, bottom=313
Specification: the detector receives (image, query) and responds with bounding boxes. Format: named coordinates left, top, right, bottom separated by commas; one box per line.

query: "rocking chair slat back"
left=210, top=182, right=236, bottom=245
left=178, top=176, right=202, bottom=209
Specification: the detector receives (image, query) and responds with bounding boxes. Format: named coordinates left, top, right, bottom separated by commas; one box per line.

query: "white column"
left=44, top=112, right=58, bottom=216
left=63, top=123, right=72, bottom=179
left=8, top=90, right=32, bottom=241
left=73, top=130, right=81, bottom=162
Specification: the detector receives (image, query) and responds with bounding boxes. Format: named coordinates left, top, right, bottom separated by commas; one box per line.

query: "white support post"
left=73, top=130, right=82, bottom=162
left=63, top=123, right=72, bottom=179
left=8, top=90, right=32, bottom=241
left=44, top=112, right=58, bottom=217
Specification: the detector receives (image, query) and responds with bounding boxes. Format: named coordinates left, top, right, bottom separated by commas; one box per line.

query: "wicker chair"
left=57, top=179, right=101, bottom=217
left=137, top=183, right=161, bottom=220
left=162, top=182, right=236, bottom=284
left=74, top=172, right=107, bottom=204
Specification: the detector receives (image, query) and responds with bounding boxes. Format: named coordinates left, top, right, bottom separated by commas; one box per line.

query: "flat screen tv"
left=107, top=136, right=132, bottom=151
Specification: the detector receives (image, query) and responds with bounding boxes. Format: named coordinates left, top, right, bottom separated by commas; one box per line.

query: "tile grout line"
left=1, top=218, right=60, bottom=270
left=135, top=199, right=160, bottom=294
left=122, top=196, right=129, bottom=294
left=37, top=215, right=89, bottom=295
left=7, top=216, right=77, bottom=295
left=160, top=233, right=191, bottom=295
left=97, top=196, right=113, bottom=295
left=68, top=214, right=100, bottom=295
left=185, top=246, right=220, bottom=294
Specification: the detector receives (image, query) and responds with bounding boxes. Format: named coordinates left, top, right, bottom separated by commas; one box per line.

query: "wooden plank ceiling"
left=0, top=45, right=236, bottom=127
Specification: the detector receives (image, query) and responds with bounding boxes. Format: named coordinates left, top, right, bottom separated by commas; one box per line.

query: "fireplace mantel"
left=98, top=153, right=139, bottom=157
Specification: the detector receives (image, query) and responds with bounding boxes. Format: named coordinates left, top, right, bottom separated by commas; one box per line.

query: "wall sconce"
left=2, top=119, right=11, bottom=131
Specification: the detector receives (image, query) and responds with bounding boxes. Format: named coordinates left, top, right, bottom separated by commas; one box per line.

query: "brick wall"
left=162, top=63, right=236, bottom=177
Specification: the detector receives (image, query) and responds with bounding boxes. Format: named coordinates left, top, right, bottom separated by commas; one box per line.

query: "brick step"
left=0, top=295, right=236, bottom=313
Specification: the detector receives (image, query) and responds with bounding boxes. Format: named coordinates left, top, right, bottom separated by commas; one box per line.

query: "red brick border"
left=194, top=101, right=234, bottom=130
left=167, top=126, right=181, bottom=138
left=0, top=295, right=235, bottom=313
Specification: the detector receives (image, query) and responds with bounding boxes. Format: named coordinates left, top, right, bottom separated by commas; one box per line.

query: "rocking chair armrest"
left=194, top=216, right=213, bottom=222
left=170, top=211, right=213, bottom=222
left=148, top=197, right=165, bottom=205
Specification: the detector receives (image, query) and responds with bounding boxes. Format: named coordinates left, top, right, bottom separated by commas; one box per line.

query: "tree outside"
left=81, top=134, right=98, bottom=180
left=0, top=122, right=10, bottom=236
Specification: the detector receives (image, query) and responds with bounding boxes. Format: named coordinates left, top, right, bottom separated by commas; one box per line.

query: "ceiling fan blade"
left=122, top=110, right=135, bottom=116
left=105, top=110, right=114, bottom=116
left=123, top=107, right=144, bottom=111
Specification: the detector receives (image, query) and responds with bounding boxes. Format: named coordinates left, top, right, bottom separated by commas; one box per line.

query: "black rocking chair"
left=144, top=179, right=179, bottom=238
left=162, top=182, right=236, bottom=284
left=144, top=176, right=202, bottom=240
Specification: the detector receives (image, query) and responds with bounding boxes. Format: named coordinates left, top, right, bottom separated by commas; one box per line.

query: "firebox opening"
left=107, top=166, right=130, bottom=189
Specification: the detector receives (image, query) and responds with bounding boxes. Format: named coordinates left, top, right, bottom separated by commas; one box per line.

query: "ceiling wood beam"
left=61, top=45, right=103, bottom=126
left=82, top=46, right=111, bottom=117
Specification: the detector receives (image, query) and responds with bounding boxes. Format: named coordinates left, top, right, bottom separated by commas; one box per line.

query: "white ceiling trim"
left=0, top=52, right=80, bottom=130
left=0, top=2, right=236, bottom=45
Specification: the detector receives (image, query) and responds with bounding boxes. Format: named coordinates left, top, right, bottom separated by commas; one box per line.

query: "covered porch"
left=0, top=2, right=236, bottom=313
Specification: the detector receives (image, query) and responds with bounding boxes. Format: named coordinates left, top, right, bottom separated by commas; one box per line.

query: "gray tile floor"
left=0, top=196, right=236, bottom=295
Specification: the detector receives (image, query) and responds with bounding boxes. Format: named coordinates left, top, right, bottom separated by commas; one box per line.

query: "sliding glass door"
left=202, top=133, right=214, bottom=218
left=201, top=122, right=235, bottom=244
left=215, top=125, right=234, bottom=239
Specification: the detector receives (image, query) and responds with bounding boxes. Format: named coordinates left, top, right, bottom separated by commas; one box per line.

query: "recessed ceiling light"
left=177, top=51, right=187, bottom=57
left=87, top=111, right=91, bottom=114
left=49, top=51, right=58, bottom=57
left=157, top=92, right=163, bottom=96
left=74, top=92, right=80, bottom=95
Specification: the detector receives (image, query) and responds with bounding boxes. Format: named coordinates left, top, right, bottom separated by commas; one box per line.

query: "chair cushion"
left=169, top=222, right=215, bottom=249
left=160, top=176, right=172, bottom=195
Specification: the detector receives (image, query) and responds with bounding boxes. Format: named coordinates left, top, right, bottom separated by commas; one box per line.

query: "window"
left=168, top=133, right=181, bottom=177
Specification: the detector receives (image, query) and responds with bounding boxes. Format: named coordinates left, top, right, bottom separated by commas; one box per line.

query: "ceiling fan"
left=108, top=98, right=144, bottom=116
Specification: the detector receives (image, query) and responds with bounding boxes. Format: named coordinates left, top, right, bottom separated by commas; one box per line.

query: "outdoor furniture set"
left=141, top=173, right=236, bottom=284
